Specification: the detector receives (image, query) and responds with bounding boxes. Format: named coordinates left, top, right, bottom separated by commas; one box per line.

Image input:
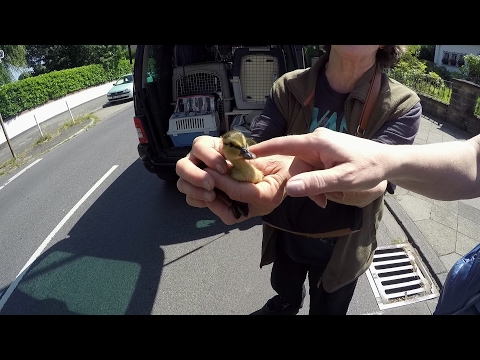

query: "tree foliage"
left=400, top=46, right=427, bottom=72
left=389, top=45, right=427, bottom=78
left=99, top=45, right=130, bottom=71
left=25, top=45, right=130, bottom=76
left=304, top=45, right=325, bottom=67
left=460, top=54, right=480, bottom=83
left=0, top=45, right=27, bottom=86
left=418, top=45, right=435, bottom=62
left=0, top=59, right=133, bottom=119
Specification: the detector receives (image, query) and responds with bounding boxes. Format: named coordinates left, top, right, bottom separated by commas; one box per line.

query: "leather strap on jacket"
left=355, top=65, right=381, bottom=137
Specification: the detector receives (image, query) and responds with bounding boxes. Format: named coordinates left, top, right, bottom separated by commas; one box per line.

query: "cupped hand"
left=176, top=135, right=227, bottom=209
left=176, top=135, right=302, bottom=225
left=203, top=154, right=297, bottom=225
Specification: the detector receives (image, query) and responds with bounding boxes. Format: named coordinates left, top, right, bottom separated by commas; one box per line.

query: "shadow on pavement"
left=0, top=160, right=262, bottom=314
left=102, top=98, right=133, bottom=108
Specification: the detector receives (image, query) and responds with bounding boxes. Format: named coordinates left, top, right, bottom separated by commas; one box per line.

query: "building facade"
left=434, top=45, right=480, bottom=73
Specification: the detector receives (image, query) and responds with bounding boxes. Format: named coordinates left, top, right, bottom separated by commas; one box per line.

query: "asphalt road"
left=0, top=100, right=278, bottom=314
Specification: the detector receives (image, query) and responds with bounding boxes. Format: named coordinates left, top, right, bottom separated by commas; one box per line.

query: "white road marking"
left=0, top=158, right=43, bottom=191
left=0, top=165, right=119, bottom=312
left=361, top=310, right=384, bottom=315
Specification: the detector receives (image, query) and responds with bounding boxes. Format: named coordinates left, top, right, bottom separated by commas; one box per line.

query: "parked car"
left=107, top=73, right=134, bottom=103
left=132, top=45, right=306, bottom=182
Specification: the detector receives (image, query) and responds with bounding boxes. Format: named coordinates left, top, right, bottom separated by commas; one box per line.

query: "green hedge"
left=0, top=59, right=133, bottom=119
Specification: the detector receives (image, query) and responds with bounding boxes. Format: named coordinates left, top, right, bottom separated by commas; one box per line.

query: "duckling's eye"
left=228, top=143, right=234, bottom=147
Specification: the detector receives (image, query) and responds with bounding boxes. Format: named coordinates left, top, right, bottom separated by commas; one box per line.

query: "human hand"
left=176, top=135, right=226, bottom=209
left=176, top=135, right=296, bottom=225
left=201, top=154, right=295, bottom=224
left=249, top=127, right=388, bottom=208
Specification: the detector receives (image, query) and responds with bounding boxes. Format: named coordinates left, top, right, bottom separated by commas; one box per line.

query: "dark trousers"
left=270, top=240, right=358, bottom=315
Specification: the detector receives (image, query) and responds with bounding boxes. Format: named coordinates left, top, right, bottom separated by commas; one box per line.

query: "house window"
left=442, top=51, right=467, bottom=67
left=442, top=51, right=450, bottom=65
left=449, top=52, right=457, bottom=66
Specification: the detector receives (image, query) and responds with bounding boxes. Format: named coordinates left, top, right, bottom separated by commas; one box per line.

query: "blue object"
left=434, top=243, right=480, bottom=315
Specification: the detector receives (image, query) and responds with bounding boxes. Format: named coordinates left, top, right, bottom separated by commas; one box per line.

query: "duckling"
left=216, top=130, right=264, bottom=219
left=221, top=130, right=264, bottom=184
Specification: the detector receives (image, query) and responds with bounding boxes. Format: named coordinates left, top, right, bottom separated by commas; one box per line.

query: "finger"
left=288, top=156, right=316, bottom=177
left=307, top=193, right=328, bottom=209
left=325, top=191, right=346, bottom=201
left=185, top=195, right=208, bottom=209
left=176, top=156, right=215, bottom=191
left=190, top=136, right=228, bottom=175
left=177, top=177, right=216, bottom=202
left=205, top=167, right=258, bottom=203
left=286, top=169, right=351, bottom=197
left=249, top=134, right=312, bottom=158
left=205, top=197, right=240, bottom=225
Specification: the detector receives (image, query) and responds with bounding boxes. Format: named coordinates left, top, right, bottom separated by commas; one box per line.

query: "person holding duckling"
left=176, top=45, right=422, bottom=315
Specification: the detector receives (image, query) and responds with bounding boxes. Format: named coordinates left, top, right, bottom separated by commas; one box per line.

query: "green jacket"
left=260, top=54, right=420, bottom=292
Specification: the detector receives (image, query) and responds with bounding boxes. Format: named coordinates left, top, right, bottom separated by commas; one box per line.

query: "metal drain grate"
left=366, top=243, right=440, bottom=310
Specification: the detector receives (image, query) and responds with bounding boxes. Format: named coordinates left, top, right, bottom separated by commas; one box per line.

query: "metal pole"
left=0, top=112, right=16, bottom=160
left=34, top=114, right=44, bottom=137
left=65, top=101, right=75, bottom=123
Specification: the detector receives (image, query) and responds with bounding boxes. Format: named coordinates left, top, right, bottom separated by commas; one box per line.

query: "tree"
left=304, top=45, right=325, bottom=67
left=418, top=45, right=435, bottom=62
left=460, top=54, right=480, bottom=84
left=99, top=45, right=130, bottom=70
left=0, top=45, right=27, bottom=86
left=25, top=45, right=130, bottom=76
left=18, top=71, right=32, bottom=81
left=390, top=45, right=427, bottom=77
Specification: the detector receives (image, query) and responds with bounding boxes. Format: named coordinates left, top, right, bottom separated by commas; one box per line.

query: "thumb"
left=285, top=169, right=347, bottom=197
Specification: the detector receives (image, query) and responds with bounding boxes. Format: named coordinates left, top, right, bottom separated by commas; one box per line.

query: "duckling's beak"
left=240, top=147, right=256, bottom=159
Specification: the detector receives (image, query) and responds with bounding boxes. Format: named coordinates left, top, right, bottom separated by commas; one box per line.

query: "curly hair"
left=321, top=45, right=406, bottom=69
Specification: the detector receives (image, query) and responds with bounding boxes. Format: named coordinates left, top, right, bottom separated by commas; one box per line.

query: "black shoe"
left=261, top=295, right=301, bottom=315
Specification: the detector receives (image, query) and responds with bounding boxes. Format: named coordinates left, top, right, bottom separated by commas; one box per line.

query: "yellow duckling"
left=221, top=130, right=264, bottom=184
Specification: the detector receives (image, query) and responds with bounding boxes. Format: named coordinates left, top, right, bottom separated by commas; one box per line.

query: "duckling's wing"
left=232, top=200, right=249, bottom=218
left=246, top=137, right=257, bottom=146
left=214, top=188, right=249, bottom=219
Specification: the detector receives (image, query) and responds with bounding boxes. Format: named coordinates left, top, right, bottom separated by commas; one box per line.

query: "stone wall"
left=447, top=79, right=480, bottom=135
left=418, top=94, right=448, bottom=123
left=420, top=78, right=480, bottom=136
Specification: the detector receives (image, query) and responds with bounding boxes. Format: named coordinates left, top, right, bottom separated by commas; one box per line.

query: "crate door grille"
left=175, top=117, right=205, bottom=131
left=240, top=55, right=279, bottom=102
left=175, top=72, right=224, bottom=120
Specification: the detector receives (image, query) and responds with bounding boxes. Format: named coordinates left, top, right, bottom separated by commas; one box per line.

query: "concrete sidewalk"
left=384, top=114, right=480, bottom=289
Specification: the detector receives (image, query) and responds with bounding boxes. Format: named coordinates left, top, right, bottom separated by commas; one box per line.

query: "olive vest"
left=260, top=54, right=420, bottom=292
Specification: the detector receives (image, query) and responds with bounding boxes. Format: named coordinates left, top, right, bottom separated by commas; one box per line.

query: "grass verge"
left=0, top=113, right=99, bottom=178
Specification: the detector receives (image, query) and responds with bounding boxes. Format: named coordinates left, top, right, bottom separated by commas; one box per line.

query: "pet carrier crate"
left=231, top=47, right=287, bottom=110
left=172, top=63, right=232, bottom=126
left=167, top=95, right=220, bottom=147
